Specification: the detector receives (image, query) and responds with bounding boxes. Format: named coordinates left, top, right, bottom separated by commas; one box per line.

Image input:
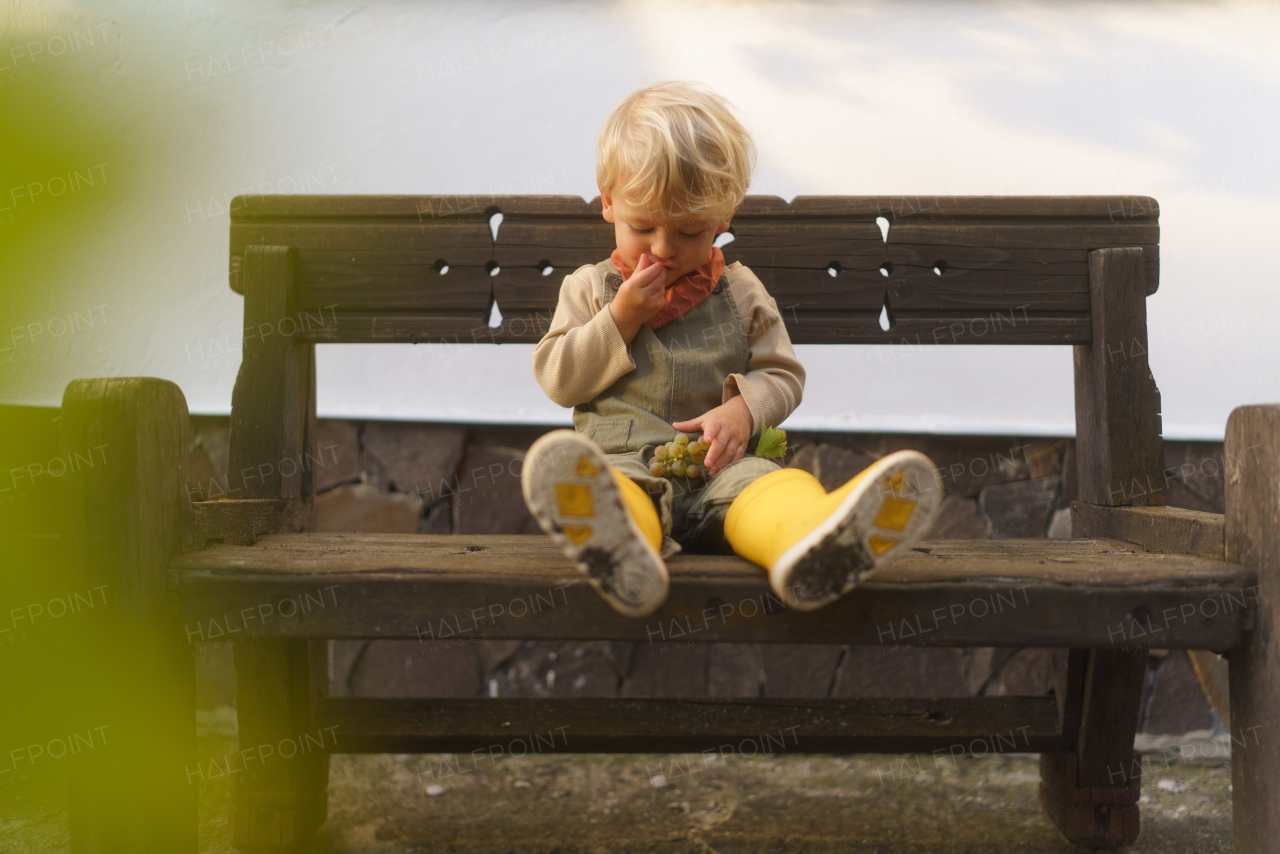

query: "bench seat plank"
left=172, top=534, right=1253, bottom=649
left=315, top=696, right=1067, bottom=754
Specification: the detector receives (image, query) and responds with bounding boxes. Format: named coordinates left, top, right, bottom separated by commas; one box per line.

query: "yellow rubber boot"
left=724, top=450, right=942, bottom=611
left=611, top=467, right=663, bottom=554
left=522, top=429, right=669, bottom=617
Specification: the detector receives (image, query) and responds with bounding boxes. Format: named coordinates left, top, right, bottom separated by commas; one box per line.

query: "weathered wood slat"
left=227, top=247, right=315, bottom=500
left=229, top=222, right=495, bottom=295
left=300, top=312, right=496, bottom=343
left=173, top=533, right=1244, bottom=584
left=738, top=195, right=816, bottom=215
left=171, top=534, right=1255, bottom=648
left=893, top=246, right=1084, bottom=270
left=293, top=248, right=493, bottom=265
left=1225, top=404, right=1280, bottom=852
left=888, top=222, right=1158, bottom=251
left=726, top=265, right=887, bottom=312
left=228, top=194, right=1158, bottom=221
left=294, top=310, right=1090, bottom=345
left=1074, top=649, right=1148, bottom=785
left=314, top=696, right=1066, bottom=755
left=493, top=232, right=887, bottom=309
left=293, top=261, right=492, bottom=313
left=61, top=378, right=197, bottom=853
left=1045, top=245, right=1165, bottom=847
left=231, top=639, right=329, bottom=849
left=889, top=272, right=1088, bottom=314
left=482, top=308, right=892, bottom=345
left=882, top=313, right=1090, bottom=345
left=231, top=222, right=495, bottom=255
left=492, top=265, right=888, bottom=318
left=232, top=197, right=1160, bottom=332
left=889, top=237, right=1157, bottom=298
left=193, top=499, right=308, bottom=546
left=490, top=220, right=617, bottom=268
left=1073, top=248, right=1164, bottom=507
left=1070, top=504, right=1224, bottom=559
left=872, top=195, right=1158, bottom=221
left=230, top=194, right=507, bottom=220
left=720, top=221, right=885, bottom=267
left=233, top=198, right=1160, bottom=311
left=491, top=266, right=582, bottom=315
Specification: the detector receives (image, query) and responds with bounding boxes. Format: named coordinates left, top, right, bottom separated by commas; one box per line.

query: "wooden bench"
left=58, top=195, right=1278, bottom=852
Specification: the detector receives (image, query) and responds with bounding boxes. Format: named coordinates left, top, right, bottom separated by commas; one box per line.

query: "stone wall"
left=190, top=417, right=1228, bottom=735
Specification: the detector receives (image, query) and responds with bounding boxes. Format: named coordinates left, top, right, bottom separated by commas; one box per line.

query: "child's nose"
left=650, top=232, right=674, bottom=259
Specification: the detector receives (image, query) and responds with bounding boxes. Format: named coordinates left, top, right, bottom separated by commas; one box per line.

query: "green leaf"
left=754, top=425, right=787, bottom=459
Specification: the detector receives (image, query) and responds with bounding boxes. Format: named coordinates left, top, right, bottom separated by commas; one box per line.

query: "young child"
left=522, top=81, right=941, bottom=617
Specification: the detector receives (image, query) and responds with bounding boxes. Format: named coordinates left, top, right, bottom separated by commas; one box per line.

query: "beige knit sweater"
left=532, top=261, right=805, bottom=437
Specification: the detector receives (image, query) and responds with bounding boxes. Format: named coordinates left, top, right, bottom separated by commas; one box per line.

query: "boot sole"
left=522, top=430, right=668, bottom=618
left=772, top=450, right=942, bottom=611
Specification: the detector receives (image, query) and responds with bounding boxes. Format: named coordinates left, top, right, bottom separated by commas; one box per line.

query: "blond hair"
left=596, top=81, right=755, bottom=223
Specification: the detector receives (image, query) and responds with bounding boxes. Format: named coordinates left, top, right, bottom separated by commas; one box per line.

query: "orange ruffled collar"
left=608, top=246, right=726, bottom=332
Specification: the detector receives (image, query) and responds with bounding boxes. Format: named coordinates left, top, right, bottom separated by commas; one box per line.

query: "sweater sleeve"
left=721, top=264, right=806, bottom=437
left=532, top=265, right=637, bottom=408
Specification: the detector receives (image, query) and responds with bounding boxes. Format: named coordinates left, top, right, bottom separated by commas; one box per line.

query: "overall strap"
left=595, top=259, right=622, bottom=300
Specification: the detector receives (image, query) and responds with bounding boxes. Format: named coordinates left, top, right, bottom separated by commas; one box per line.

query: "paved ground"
left=2, top=711, right=1234, bottom=853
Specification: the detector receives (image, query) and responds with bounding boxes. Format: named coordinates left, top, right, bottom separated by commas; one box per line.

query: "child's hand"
left=672, top=395, right=753, bottom=477
left=608, top=253, right=667, bottom=342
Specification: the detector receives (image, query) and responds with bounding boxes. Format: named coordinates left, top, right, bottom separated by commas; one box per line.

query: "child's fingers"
left=640, top=265, right=667, bottom=292
left=628, top=263, right=662, bottom=287
left=636, top=255, right=660, bottom=283
left=705, top=431, right=746, bottom=475
left=704, top=432, right=724, bottom=469
left=712, top=441, right=743, bottom=475
left=701, top=435, right=721, bottom=468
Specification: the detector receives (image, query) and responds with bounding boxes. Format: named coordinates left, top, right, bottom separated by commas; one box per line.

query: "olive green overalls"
left=571, top=259, right=783, bottom=560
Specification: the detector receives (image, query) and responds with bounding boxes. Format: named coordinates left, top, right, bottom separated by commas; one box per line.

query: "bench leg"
left=1224, top=405, right=1280, bottom=853
left=60, top=378, right=198, bottom=853
left=1055, top=242, right=1161, bottom=849
left=1039, top=649, right=1147, bottom=848
left=231, top=639, right=330, bottom=852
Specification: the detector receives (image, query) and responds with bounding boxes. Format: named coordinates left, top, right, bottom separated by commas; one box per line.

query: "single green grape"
left=686, top=463, right=702, bottom=478
left=670, top=459, right=687, bottom=477
left=654, top=445, right=668, bottom=460
left=648, top=460, right=664, bottom=477
left=675, top=432, right=689, bottom=445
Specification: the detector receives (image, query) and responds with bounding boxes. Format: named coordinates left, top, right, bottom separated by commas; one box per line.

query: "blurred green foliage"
left=0, top=20, right=156, bottom=835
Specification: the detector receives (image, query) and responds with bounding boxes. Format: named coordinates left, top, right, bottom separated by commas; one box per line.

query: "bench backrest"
left=225, top=195, right=1163, bottom=517
left=229, top=195, right=1158, bottom=345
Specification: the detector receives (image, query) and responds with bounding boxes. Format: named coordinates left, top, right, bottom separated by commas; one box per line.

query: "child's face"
left=600, top=187, right=734, bottom=283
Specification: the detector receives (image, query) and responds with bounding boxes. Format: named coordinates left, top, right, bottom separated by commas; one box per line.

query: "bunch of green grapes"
left=648, top=432, right=710, bottom=479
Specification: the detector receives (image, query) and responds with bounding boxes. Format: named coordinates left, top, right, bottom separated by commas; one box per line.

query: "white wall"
left=3, top=0, right=1277, bottom=439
